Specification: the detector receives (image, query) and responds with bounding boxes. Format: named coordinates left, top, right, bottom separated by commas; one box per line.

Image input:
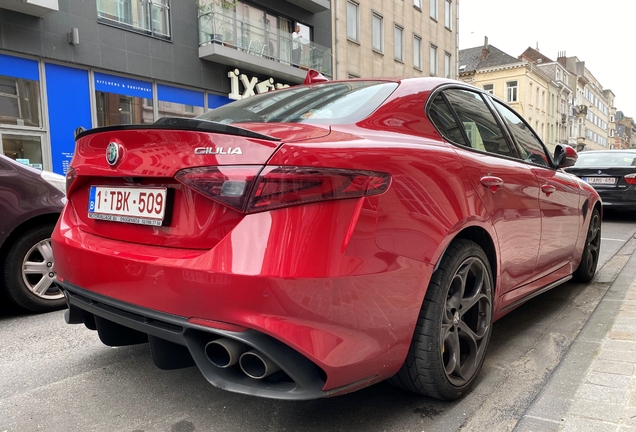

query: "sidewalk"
left=515, top=238, right=636, bottom=432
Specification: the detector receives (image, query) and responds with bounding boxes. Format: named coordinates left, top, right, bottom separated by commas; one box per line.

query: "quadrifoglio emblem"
left=106, top=142, right=120, bottom=166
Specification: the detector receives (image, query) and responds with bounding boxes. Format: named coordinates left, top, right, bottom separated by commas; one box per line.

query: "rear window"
left=197, top=81, right=398, bottom=125
left=574, top=152, right=636, bottom=167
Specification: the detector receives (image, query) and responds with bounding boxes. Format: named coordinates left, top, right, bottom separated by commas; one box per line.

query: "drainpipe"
left=333, top=0, right=339, bottom=79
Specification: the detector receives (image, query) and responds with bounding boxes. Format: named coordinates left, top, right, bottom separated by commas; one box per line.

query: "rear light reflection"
left=175, top=166, right=391, bottom=213
left=625, top=173, right=636, bottom=185
left=66, top=167, right=77, bottom=195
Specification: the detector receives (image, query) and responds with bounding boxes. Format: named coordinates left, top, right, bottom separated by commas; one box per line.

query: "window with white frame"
left=483, top=84, right=494, bottom=94
left=346, top=1, right=359, bottom=42
left=372, top=12, right=383, bottom=52
left=414, top=0, right=422, bottom=8
left=394, top=25, right=403, bottom=62
left=444, top=52, right=451, bottom=78
left=430, top=0, right=437, bottom=20
left=413, top=35, right=422, bottom=69
left=97, top=0, right=171, bottom=38
left=444, top=0, right=452, bottom=29
left=506, top=81, right=518, bottom=102
left=429, top=44, right=437, bottom=76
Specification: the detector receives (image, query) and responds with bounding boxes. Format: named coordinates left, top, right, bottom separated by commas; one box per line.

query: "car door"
left=429, top=89, right=542, bottom=293
left=491, top=99, right=581, bottom=278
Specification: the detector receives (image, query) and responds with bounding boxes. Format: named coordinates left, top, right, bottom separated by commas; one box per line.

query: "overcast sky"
left=458, top=0, right=635, bottom=117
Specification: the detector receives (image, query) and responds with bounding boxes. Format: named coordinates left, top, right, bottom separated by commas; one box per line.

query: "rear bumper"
left=61, top=282, right=331, bottom=400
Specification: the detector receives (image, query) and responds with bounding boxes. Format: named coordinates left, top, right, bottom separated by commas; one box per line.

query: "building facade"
left=458, top=43, right=568, bottom=152
left=557, top=54, right=615, bottom=152
left=0, top=0, right=331, bottom=174
left=333, top=0, right=458, bottom=79
left=616, top=111, right=636, bottom=149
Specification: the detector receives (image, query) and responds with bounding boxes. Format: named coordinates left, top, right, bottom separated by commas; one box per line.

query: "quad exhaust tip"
left=239, top=350, right=281, bottom=379
left=205, top=338, right=282, bottom=380
left=204, top=338, right=250, bottom=368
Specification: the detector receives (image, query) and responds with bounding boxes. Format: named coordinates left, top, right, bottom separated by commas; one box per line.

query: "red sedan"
left=53, top=76, right=601, bottom=400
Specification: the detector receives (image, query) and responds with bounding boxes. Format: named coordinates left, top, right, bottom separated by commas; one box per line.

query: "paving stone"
left=560, top=417, right=618, bottom=432
left=605, top=340, right=636, bottom=352
left=577, top=383, right=629, bottom=404
left=569, top=399, right=623, bottom=422
left=587, top=371, right=633, bottom=389
left=622, top=406, right=636, bottom=426
left=609, top=331, right=636, bottom=341
left=591, top=360, right=634, bottom=376
left=599, top=349, right=636, bottom=363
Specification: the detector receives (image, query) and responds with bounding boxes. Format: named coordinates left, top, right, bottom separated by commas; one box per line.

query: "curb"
left=514, top=236, right=636, bottom=431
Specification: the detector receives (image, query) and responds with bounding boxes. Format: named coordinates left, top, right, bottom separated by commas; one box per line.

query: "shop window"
left=0, top=75, right=41, bottom=127
left=97, top=0, right=171, bottom=39
left=2, top=134, right=43, bottom=168
left=157, top=84, right=205, bottom=119
left=96, top=93, right=152, bottom=126
left=94, top=73, right=154, bottom=127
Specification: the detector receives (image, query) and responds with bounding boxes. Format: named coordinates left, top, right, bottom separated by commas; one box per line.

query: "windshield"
left=197, top=81, right=398, bottom=125
left=574, top=152, right=636, bottom=167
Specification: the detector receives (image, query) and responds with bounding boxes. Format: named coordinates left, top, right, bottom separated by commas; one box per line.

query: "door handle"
left=480, top=176, right=504, bottom=193
left=541, top=184, right=556, bottom=196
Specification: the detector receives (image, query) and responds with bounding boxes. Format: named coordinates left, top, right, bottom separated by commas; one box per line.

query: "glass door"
left=0, top=131, right=48, bottom=171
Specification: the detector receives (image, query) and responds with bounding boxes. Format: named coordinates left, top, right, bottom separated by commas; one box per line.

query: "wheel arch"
left=435, top=225, right=498, bottom=293
left=0, top=213, right=60, bottom=265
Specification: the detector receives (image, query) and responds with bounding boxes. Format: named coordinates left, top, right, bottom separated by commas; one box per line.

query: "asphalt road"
left=1, top=212, right=635, bottom=432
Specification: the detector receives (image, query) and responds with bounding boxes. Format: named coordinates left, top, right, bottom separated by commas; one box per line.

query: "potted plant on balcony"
left=197, top=0, right=238, bottom=46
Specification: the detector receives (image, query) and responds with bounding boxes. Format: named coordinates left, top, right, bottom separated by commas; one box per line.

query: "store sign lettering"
left=95, top=79, right=151, bottom=94
left=228, top=69, right=289, bottom=100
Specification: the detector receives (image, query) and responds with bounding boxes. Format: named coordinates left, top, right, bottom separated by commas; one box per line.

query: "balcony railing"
left=198, top=12, right=332, bottom=78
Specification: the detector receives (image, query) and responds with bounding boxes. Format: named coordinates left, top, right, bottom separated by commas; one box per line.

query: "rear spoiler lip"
left=74, top=117, right=282, bottom=142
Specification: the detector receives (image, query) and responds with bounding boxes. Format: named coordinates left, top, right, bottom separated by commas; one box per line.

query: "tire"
left=1, top=223, right=66, bottom=313
left=390, top=239, right=494, bottom=400
left=572, top=208, right=601, bottom=283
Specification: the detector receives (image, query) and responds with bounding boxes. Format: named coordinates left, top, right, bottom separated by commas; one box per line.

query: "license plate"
left=583, top=177, right=616, bottom=185
left=88, top=186, right=168, bottom=226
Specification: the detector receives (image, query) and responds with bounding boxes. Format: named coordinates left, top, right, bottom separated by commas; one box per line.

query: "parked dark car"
left=54, top=76, right=601, bottom=401
left=0, top=154, right=66, bottom=312
left=565, top=150, right=636, bottom=211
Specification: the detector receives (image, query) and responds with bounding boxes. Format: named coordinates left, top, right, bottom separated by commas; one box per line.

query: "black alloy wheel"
left=573, top=208, right=601, bottom=283
left=390, top=239, right=493, bottom=400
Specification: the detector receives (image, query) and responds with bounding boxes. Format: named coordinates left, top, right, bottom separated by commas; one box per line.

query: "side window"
left=428, top=94, right=468, bottom=146
left=492, top=100, right=550, bottom=167
left=442, top=89, right=514, bottom=157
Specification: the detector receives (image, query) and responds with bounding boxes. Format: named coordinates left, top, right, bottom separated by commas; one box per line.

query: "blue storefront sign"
left=158, top=84, right=204, bottom=107
left=0, top=53, right=39, bottom=81
left=45, top=64, right=92, bottom=175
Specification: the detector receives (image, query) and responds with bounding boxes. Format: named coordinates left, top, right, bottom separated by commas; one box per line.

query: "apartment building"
left=0, top=0, right=331, bottom=174
left=557, top=54, right=615, bottom=151
left=519, top=48, right=572, bottom=150
left=616, top=111, right=636, bottom=149
left=458, top=41, right=566, bottom=152
left=333, top=0, right=458, bottom=79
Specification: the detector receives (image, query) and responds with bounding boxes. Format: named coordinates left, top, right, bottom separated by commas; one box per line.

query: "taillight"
left=175, top=166, right=262, bottom=211
left=625, top=173, right=636, bottom=185
left=175, top=166, right=391, bottom=213
left=65, top=167, right=77, bottom=195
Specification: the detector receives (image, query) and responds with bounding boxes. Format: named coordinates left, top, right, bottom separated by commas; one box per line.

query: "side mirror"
left=554, top=144, right=578, bottom=168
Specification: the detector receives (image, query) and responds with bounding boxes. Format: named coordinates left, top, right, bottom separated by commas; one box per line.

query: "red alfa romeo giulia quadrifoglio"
left=52, top=74, right=601, bottom=401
